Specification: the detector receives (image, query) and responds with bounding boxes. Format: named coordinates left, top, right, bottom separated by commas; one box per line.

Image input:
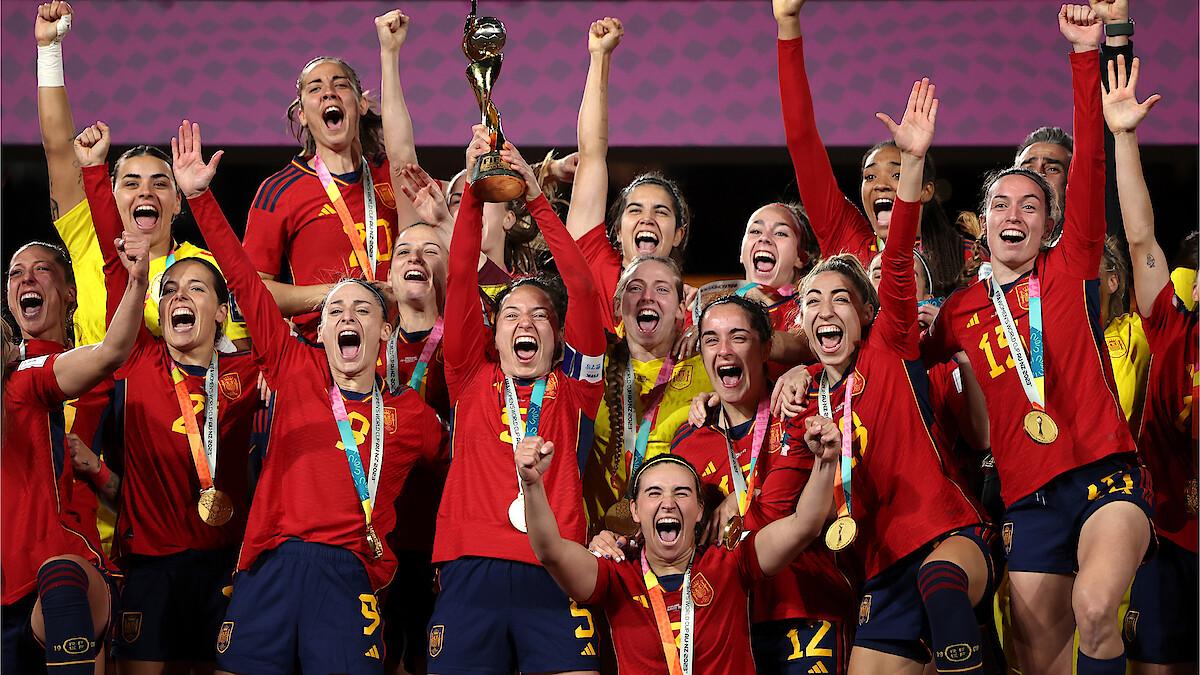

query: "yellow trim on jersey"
left=1172, top=267, right=1196, bottom=311
left=1105, top=313, right=1150, bottom=421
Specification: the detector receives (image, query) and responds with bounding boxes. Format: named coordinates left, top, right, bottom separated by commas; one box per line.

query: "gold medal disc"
left=825, top=515, right=857, bottom=551
left=365, top=524, right=385, bottom=559
left=197, top=488, right=234, bottom=527
left=603, top=499, right=639, bottom=538
left=1023, top=410, right=1059, bottom=444
left=721, top=514, right=744, bottom=551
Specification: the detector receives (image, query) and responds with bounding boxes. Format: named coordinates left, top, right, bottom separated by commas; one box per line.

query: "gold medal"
left=1023, top=410, right=1059, bottom=444
left=508, top=495, right=527, bottom=533
left=365, top=524, right=385, bottom=559
left=603, top=499, right=639, bottom=538
left=825, top=515, right=857, bottom=551
left=197, top=488, right=234, bottom=527
left=721, top=514, right=743, bottom=551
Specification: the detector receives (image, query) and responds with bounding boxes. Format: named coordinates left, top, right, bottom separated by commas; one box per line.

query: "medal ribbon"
left=989, top=271, right=1046, bottom=409
left=328, top=381, right=385, bottom=529
left=386, top=318, right=444, bottom=396
left=721, top=398, right=771, bottom=516
left=504, top=376, right=547, bottom=496
left=818, top=372, right=855, bottom=520
left=169, top=353, right=220, bottom=493
left=312, top=155, right=378, bottom=281
left=641, top=551, right=693, bottom=675
left=621, top=357, right=677, bottom=495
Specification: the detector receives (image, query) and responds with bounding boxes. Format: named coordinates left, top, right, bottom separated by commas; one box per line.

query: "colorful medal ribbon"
left=170, top=353, right=221, bottom=498
left=620, top=357, right=677, bottom=496
left=989, top=271, right=1046, bottom=409
left=818, top=372, right=856, bottom=525
left=312, top=154, right=378, bottom=281
left=386, top=318, right=444, bottom=396
left=641, top=550, right=694, bottom=675
left=328, top=380, right=385, bottom=558
left=504, top=376, right=547, bottom=531
left=720, top=398, right=771, bottom=516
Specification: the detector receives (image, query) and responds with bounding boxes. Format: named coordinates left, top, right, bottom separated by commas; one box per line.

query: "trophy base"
left=471, top=152, right=526, bottom=203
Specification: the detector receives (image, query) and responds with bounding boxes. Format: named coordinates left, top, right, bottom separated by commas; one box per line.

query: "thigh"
left=1126, top=542, right=1199, bottom=667
left=507, top=563, right=599, bottom=675
left=751, top=618, right=847, bottom=675
left=425, top=559, right=512, bottom=675
left=1007, top=571, right=1075, bottom=674
left=847, top=646, right=926, bottom=675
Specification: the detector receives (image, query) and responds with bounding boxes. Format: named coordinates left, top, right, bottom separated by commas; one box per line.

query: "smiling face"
left=618, top=259, right=684, bottom=357
left=495, top=284, right=560, bottom=379
left=630, top=462, right=703, bottom=561
left=802, top=271, right=875, bottom=374
left=320, top=281, right=392, bottom=378
left=699, top=303, right=770, bottom=410
left=389, top=224, right=447, bottom=309
left=113, top=154, right=181, bottom=252
left=861, top=144, right=902, bottom=241
left=6, top=245, right=74, bottom=342
left=296, top=59, right=369, bottom=155
left=618, top=184, right=685, bottom=265
left=983, top=174, right=1054, bottom=273
left=1016, top=142, right=1069, bottom=211
left=740, top=204, right=806, bottom=288
left=158, top=259, right=228, bottom=355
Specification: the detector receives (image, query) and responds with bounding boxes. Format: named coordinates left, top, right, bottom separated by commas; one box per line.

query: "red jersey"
left=1136, top=283, right=1198, bottom=552
left=778, top=37, right=878, bottom=267
left=586, top=536, right=764, bottom=675
left=189, top=189, right=446, bottom=592
left=435, top=189, right=606, bottom=566
left=576, top=222, right=623, bottom=332
left=671, top=417, right=857, bottom=626
left=243, top=156, right=401, bottom=340
left=2, top=354, right=106, bottom=604
left=924, top=51, right=1130, bottom=507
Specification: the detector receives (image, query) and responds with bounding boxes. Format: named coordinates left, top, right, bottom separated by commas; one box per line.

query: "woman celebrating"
left=425, top=126, right=607, bottom=674
left=923, top=9, right=1151, bottom=674
left=2, top=230, right=148, bottom=675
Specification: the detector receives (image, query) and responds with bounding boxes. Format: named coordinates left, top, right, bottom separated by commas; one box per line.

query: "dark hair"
left=1100, top=236, right=1130, bottom=323
left=630, top=453, right=702, bottom=498
left=110, top=145, right=176, bottom=186
left=800, top=254, right=881, bottom=321
left=1016, top=126, right=1074, bottom=164
left=978, top=167, right=1062, bottom=248
left=1173, top=231, right=1199, bottom=270
left=287, top=56, right=385, bottom=163
left=160, top=257, right=231, bottom=341
left=698, top=294, right=773, bottom=346
left=862, top=141, right=965, bottom=297
left=606, top=173, right=692, bottom=268
left=492, top=275, right=569, bottom=330
left=10, top=241, right=75, bottom=287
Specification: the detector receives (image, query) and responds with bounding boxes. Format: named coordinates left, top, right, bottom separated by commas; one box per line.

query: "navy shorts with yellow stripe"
left=114, top=547, right=235, bottom=661
left=752, top=617, right=847, bottom=675
left=1003, top=455, right=1153, bottom=575
left=426, top=557, right=600, bottom=675
left=1124, top=538, right=1198, bottom=665
left=215, top=541, right=385, bottom=675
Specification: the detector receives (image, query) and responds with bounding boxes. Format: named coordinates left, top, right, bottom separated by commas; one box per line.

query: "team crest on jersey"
left=1016, top=282, right=1030, bottom=310
left=121, top=612, right=142, bottom=643
left=1122, top=610, right=1139, bottom=642
left=858, top=595, right=872, bottom=626
left=690, top=573, right=714, bottom=607
left=219, top=373, right=242, bottom=400
left=429, top=625, right=445, bottom=657
left=216, top=621, right=234, bottom=654
left=850, top=369, right=866, bottom=398
left=384, top=407, right=398, bottom=434
left=1002, top=522, right=1014, bottom=555
left=768, top=420, right=784, bottom=454
left=374, top=182, right=397, bottom=209
left=671, top=365, right=693, bottom=390
left=1106, top=335, right=1127, bottom=359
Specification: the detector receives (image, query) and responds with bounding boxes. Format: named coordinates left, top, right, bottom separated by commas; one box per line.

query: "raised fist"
left=376, top=10, right=410, bottom=52
left=35, top=1, right=72, bottom=47
left=588, top=17, right=623, bottom=55
left=803, top=415, right=842, bottom=462
left=1088, top=0, right=1129, bottom=24
left=73, top=121, right=110, bottom=168
left=1059, top=4, right=1103, bottom=50
left=515, top=435, right=555, bottom=485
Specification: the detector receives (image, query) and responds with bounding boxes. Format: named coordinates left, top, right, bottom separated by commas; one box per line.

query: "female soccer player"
left=671, top=295, right=857, bottom=675
left=923, top=10, right=1152, bottom=674
left=2, top=229, right=148, bottom=675
left=584, top=256, right=712, bottom=531
left=521, top=418, right=839, bottom=675
left=75, top=122, right=262, bottom=673
left=425, top=126, right=607, bottom=675
left=1106, top=54, right=1197, bottom=674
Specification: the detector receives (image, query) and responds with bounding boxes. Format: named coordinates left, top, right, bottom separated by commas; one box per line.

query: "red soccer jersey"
left=576, top=222, right=623, bottom=332
left=671, top=417, right=857, bottom=626
left=923, top=51, right=1130, bottom=507
left=189, top=189, right=446, bottom=592
left=586, top=536, right=763, bottom=675
left=1136, top=283, right=1198, bottom=552
left=243, top=156, right=400, bottom=340
left=434, top=188, right=606, bottom=566
left=2, top=354, right=106, bottom=605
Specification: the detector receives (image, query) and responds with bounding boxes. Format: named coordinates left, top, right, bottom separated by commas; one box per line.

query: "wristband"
left=36, top=42, right=64, bottom=87
left=1104, top=20, right=1134, bottom=37
left=88, top=463, right=112, bottom=489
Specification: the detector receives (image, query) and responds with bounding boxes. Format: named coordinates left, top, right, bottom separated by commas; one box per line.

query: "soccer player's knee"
left=1072, top=585, right=1118, bottom=646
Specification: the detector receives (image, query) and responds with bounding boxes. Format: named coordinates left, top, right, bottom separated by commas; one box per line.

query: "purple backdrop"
left=2, top=0, right=1196, bottom=148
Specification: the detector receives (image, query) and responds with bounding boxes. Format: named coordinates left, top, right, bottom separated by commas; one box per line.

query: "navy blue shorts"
left=752, top=617, right=847, bottom=675
left=215, top=541, right=385, bottom=675
left=425, top=557, right=600, bottom=675
left=2, top=592, right=48, bottom=675
left=382, top=549, right=436, bottom=672
left=854, top=525, right=995, bottom=664
left=114, top=547, right=235, bottom=661
left=1003, top=456, right=1153, bottom=574
left=1125, top=538, right=1198, bottom=665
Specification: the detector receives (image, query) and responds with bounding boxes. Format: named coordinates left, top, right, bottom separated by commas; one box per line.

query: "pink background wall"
left=2, top=0, right=1196, bottom=148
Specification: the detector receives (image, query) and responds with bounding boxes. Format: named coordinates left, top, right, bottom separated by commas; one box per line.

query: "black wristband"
left=1105, top=20, right=1134, bottom=37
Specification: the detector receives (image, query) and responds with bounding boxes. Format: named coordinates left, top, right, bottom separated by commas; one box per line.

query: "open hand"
left=171, top=120, right=224, bottom=198
left=398, top=163, right=453, bottom=229
left=875, top=78, right=938, bottom=159
left=1102, top=55, right=1161, bottom=135
left=499, top=142, right=542, bottom=201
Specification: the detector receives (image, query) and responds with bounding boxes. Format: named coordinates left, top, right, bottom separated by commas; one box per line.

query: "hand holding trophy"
left=463, top=0, right=525, bottom=202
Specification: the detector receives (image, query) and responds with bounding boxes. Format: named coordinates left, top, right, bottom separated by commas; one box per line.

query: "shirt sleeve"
left=53, top=200, right=108, bottom=346
left=242, top=182, right=290, bottom=277
left=737, top=530, right=767, bottom=588
left=873, top=197, right=921, bottom=358
left=744, top=438, right=811, bottom=532
left=14, top=353, right=67, bottom=406
left=443, top=187, right=491, bottom=400
left=921, top=290, right=964, bottom=364
left=1055, top=50, right=1106, bottom=277
left=575, top=223, right=622, bottom=331
left=584, top=555, right=619, bottom=606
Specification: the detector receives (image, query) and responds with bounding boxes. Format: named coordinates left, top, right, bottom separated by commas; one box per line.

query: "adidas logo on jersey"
left=317, top=203, right=337, bottom=218
left=966, top=313, right=980, bottom=328
left=365, top=645, right=380, bottom=659
left=580, top=642, right=596, bottom=656
left=702, top=461, right=717, bottom=477
left=808, top=662, right=829, bottom=674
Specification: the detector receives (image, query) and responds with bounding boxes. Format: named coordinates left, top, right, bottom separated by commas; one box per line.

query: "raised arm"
left=754, top=415, right=838, bottom=577
left=74, top=123, right=132, bottom=323
left=518, top=436, right=600, bottom=601
left=1104, top=55, right=1167, bottom=310
left=872, top=78, right=936, bottom=355
left=774, top=0, right=875, bottom=261
left=565, top=17, right=622, bottom=241
left=376, top=9, right=423, bottom=230
left=36, top=1, right=84, bottom=221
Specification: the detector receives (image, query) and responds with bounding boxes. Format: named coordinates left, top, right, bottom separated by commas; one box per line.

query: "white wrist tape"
left=36, top=15, right=72, bottom=88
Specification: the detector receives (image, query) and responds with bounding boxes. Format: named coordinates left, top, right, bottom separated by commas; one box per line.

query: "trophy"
left=463, top=0, right=525, bottom=202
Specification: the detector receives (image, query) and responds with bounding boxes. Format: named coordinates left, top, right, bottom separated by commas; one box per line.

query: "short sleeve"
left=53, top=201, right=108, bottom=346
left=243, top=187, right=290, bottom=277
left=584, top=555, right=620, bottom=606
left=14, top=353, right=66, bottom=406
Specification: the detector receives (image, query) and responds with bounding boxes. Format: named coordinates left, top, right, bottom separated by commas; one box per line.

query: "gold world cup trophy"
left=463, top=0, right=525, bottom=202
